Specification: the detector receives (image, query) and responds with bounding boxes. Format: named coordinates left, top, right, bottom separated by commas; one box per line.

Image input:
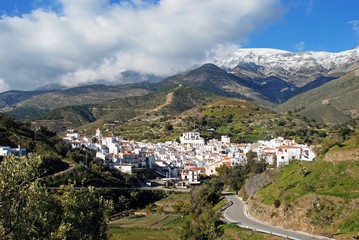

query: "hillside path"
left=223, top=193, right=331, bottom=240
left=51, top=159, right=76, bottom=177
left=130, top=92, right=174, bottom=121
left=153, top=92, right=174, bottom=112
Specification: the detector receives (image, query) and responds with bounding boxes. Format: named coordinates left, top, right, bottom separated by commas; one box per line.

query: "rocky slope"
left=213, top=47, right=359, bottom=102
left=157, top=63, right=274, bottom=107
left=214, top=47, right=359, bottom=86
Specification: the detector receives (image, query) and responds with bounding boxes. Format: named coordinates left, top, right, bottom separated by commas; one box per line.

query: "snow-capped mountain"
left=214, top=47, right=359, bottom=87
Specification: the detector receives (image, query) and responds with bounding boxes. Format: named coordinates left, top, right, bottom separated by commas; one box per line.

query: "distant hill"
left=3, top=48, right=359, bottom=128
left=31, top=84, right=218, bottom=133
left=157, top=63, right=274, bottom=107
left=0, top=90, right=53, bottom=109
left=4, top=82, right=156, bottom=120
left=276, top=70, right=359, bottom=125
left=81, top=95, right=326, bottom=144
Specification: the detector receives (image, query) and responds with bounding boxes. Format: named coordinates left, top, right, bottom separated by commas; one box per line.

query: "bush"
left=274, top=199, right=281, bottom=208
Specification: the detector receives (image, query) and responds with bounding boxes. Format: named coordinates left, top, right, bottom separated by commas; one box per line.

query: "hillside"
left=0, top=90, right=52, bottom=109
left=245, top=125, right=359, bottom=239
left=110, top=96, right=327, bottom=144
left=4, top=83, right=156, bottom=120
left=30, top=85, right=217, bottom=133
left=157, top=63, right=274, bottom=107
left=23, top=83, right=328, bottom=144
left=0, top=113, right=70, bottom=174
left=276, top=70, right=359, bottom=125
left=247, top=160, right=359, bottom=239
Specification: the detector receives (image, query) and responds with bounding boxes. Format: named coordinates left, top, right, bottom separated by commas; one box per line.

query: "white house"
left=180, top=132, right=205, bottom=148
left=276, top=145, right=302, bottom=166
left=113, top=163, right=132, bottom=174
left=221, top=135, right=231, bottom=144
left=181, top=167, right=203, bottom=183
left=0, top=146, right=26, bottom=157
left=64, top=130, right=81, bottom=139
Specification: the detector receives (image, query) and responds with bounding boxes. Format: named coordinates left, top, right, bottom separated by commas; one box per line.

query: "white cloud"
left=0, top=0, right=284, bottom=90
left=0, top=78, right=9, bottom=92
left=295, top=41, right=305, bottom=51
left=348, top=20, right=359, bottom=36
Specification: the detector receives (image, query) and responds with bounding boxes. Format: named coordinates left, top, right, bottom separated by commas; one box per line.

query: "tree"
left=0, top=154, right=112, bottom=240
left=54, top=183, right=113, bottom=240
left=165, top=123, right=174, bottom=131
left=181, top=178, right=224, bottom=240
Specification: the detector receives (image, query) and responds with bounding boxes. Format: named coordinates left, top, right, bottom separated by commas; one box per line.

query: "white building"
left=113, top=163, right=132, bottom=174
left=0, top=146, right=26, bottom=157
left=181, top=167, right=203, bottom=183
left=276, top=145, right=302, bottom=166
left=180, top=132, right=205, bottom=148
left=221, top=135, right=231, bottom=144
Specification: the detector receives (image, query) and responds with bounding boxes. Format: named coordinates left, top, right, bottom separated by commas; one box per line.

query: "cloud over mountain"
left=0, top=0, right=283, bottom=91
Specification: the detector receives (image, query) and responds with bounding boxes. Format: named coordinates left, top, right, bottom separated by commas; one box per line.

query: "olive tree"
left=0, top=154, right=112, bottom=240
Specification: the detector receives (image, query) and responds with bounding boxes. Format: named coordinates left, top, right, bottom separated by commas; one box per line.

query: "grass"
left=108, top=226, right=180, bottom=240
left=110, top=214, right=179, bottom=228
left=338, top=211, right=359, bottom=234
left=256, top=159, right=359, bottom=237
left=221, top=224, right=281, bottom=240
left=155, top=192, right=190, bottom=212
left=108, top=222, right=282, bottom=240
left=214, top=197, right=228, bottom=211
left=107, top=190, right=282, bottom=240
left=258, top=160, right=359, bottom=205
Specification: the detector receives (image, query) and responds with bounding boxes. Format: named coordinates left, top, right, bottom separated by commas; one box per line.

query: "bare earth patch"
left=324, top=148, right=359, bottom=162
left=247, top=194, right=359, bottom=239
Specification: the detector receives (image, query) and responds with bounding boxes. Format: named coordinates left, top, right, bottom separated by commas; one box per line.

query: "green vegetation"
left=258, top=160, right=359, bottom=204
left=276, top=70, right=359, bottom=125
left=193, top=98, right=327, bottom=143
left=217, top=154, right=268, bottom=192
left=111, top=97, right=328, bottom=144
left=0, top=154, right=112, bottom=240
left=4, top=84, right=154, bottom=120
left=108, top=226, right=179, bottom=240
left=221, top=224, right=281, bottom=240
left=253, top=159, right=359, bottom=237
left=180, top=178, right=224, bottom=240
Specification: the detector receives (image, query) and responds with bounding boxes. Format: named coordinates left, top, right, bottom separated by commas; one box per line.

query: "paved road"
left=223, top=193, right=330, bottom=240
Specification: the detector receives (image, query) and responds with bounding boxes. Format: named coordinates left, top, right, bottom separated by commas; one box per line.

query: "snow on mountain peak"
left=213, top=47, right=359, bottom=87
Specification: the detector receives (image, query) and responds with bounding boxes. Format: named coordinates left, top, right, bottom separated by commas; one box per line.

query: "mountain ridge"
left=276, top=69, right=359, bottom=125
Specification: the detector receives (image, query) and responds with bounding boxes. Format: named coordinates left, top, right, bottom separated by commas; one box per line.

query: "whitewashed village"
left=62, top=129, right=316, bottom=187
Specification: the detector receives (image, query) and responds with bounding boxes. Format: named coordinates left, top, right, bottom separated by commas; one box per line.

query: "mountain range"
left=1, top=47, right=358, bottom=129
left=276, top=69, right=359, bottom=125
left=214, top=47, right=359, bottom=102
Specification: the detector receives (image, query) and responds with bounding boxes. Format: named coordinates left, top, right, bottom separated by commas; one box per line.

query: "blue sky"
left=247, top=0, right=359, bottom=52
left=0, top=0, right=358, bottom=91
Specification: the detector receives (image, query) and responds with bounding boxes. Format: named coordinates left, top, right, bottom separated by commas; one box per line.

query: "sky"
left=0, top=0, right=358, bottom=92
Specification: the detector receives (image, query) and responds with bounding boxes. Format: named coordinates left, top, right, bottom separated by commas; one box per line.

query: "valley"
left=0, top=47, right=358, bottom=240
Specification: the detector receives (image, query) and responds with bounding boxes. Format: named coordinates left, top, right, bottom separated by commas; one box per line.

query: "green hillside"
left=0, top=90, right=51, bottom=109
left=0, top=113, right=70, bottom=175
left=111, top=95, right=327, bottom=144
left=30, top=84, right=217, bottom=133
left=4, top=83, right=155, bottom=120
left=276, top=70, right=359, bottom=125
left=249, top=127, right=359, bottom=239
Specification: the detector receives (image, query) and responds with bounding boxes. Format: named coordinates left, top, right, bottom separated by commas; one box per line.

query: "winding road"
left=223, top=193, right=331, bottom=240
